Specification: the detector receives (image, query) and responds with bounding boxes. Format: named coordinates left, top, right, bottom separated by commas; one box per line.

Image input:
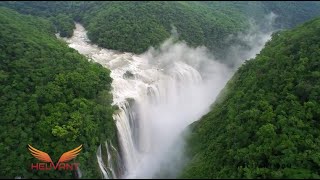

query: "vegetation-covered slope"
left=181, top=17, right=320, bottom=178
left=0, top=1, right=80, bottom=38
left=0, top=7, right=117, bottom=178
left=1, top=1, right=320, bottom=55
left=201, top=1, right=320, bottom=29
left=81, top=1, right=247, bottom=54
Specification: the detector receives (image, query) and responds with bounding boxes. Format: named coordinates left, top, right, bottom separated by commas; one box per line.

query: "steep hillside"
left=0, top=7, right=118, bottom=178
left=201, top=1, right=320, bottom=29
left=1, top=1, right=320, bottom=56
left=81, top=1, right=247, bottom=54
left=180, top=17, right=320, bottom=178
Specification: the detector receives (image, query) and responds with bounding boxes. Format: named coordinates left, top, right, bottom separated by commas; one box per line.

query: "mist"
left=223, top=12, right=277, bottom=69
left=127, top=38, right=232, bottom=178
left=61, top=12, right=276, bottom=179
left=129, top=12, right=277, bottom=178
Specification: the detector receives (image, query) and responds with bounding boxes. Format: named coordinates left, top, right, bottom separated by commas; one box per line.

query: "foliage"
left=2, top=1, right=320, bottom=55
left=0, top=7, right=117, bottom=178
left=180, top=17, right=320, bottom=178
left=0, top=2, right=320, bottom=179
left=51, top=14, right=75, bottom=38
left=200, top=1, right=320, bottom=29
left=81, top=1, right=247, bottom=54
left=0, top=1, right=81, bottom=38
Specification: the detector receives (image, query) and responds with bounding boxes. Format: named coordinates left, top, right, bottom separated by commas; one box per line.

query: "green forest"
left=1, top=1, right=320, bottom=179
left=0, top=7, right=118, bottom=178
left=181, top=17, right=320, bottom=179
left=1, top=1, right=320, bottom=56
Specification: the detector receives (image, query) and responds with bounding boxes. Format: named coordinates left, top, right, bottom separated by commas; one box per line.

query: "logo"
left=28, top=144, right=82, bottom=171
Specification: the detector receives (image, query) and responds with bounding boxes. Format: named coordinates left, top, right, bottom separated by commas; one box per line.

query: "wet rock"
left=123, top=71, right=134, bottom=79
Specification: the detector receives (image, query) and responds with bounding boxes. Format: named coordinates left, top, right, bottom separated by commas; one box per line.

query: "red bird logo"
left=28, top=144, right=82, bottom=165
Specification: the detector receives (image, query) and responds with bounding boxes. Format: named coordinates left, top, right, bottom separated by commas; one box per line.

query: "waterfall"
left=61, top=22, right=271, bottom=178
left=60, top=23, right=231, bottom=178
left=113, top=103, right=136, bottom=173
left=96, top=145, right=111, bottom=179
left=105, top=141, right=117, bottom=178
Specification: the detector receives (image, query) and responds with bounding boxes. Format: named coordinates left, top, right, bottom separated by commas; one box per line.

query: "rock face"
left=123, top=71, right=135, bottom=79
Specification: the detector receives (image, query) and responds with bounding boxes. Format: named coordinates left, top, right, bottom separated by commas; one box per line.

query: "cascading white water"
left=96, top=145, right=110, bottom=179
left=105, top=141, right=118, bottom=178
left=60, top=18, right=273, bottom=178
left=96, top=141, right=120, bottom=179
